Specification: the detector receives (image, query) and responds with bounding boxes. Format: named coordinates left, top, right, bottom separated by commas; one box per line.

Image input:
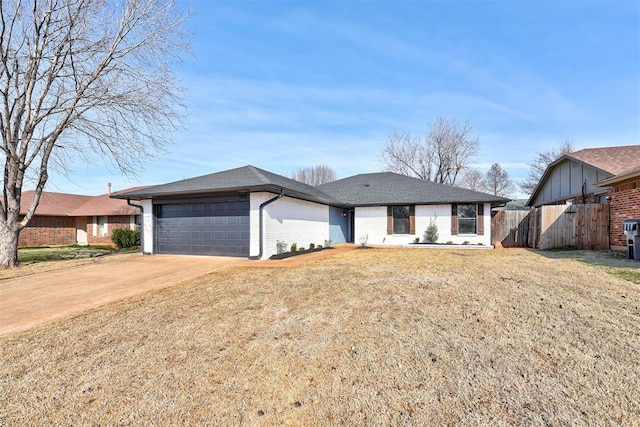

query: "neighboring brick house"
left=595, top=167, right=640, bottom=249
left=526, top=145, right=640, bottom=250
left=18, top=187, right=145, bottom=247
left=526, top=145, right=640, bottom=207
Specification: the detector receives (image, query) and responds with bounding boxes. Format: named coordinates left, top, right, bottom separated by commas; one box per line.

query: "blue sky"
left=53, top=0, right=639, bottom=197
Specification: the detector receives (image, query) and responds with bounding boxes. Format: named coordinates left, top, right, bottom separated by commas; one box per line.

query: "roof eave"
left=111, top=184, right=337, bottom=206
left=110, top=185, right=261, bottom=200
left=594, top=167, right=640, bottom=187
left=525, top=155, right=571, bottom=206
left=343, top=198, right=510, bottom=208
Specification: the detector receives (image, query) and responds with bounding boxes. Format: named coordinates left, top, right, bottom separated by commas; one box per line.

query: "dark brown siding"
left=451, top=204, right=458, bottom=235
left=409, top=206, right=415, bottom=234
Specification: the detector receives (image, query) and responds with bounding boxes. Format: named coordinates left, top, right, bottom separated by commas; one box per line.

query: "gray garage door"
left=155, top=201, right=250, bottom=256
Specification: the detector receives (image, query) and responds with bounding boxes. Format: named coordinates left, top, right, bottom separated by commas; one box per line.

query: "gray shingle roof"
left=112, top=165, right=336, bottom=204
left=113, top=166, right=510, bottom=207
left=317, top=172, right=510, bottom=206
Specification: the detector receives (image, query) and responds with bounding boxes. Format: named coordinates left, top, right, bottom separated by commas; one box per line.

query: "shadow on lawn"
left=530, top=248, right=640, bottom=284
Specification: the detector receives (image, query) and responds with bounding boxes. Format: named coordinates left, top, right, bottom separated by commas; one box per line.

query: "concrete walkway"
left=0, top=254, right=247, bottom=336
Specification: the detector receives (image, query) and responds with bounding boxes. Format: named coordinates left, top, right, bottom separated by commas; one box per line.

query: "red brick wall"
left=18, top=216, right=76, bottom=247
left=86, top=215, right=133, bottom=246
left=608, top=180, right=640, bottom=249
left=18, top=215, right=135, bottom=247
left=568, top=193, right=597, bottom=204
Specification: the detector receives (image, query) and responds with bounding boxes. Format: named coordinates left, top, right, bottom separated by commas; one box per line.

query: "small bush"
left=290, top=243, right=298, bottom=252
left=299, top=246, right=305, bottom=251
left=414, top=237, right=420, bottom=244
left=309, top=243, right=315, bottom=249
left=324, top=239, right=332, bottom=248
left=111, top=228, right=140, bottom=249
left=446, top=241, right=454, bottom=245
left=462, top=240, right=470, bottom=245
left=317, top=243, right=323, bottom=249
left=424, top=214, right=439, bottom=243
left=276, top=240, right=287, bottom=254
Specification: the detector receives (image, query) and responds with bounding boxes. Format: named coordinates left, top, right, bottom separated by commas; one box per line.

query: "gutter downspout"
left=126, top=199, right=149, bottom=255
left=250, top=190, right=284, bottom=260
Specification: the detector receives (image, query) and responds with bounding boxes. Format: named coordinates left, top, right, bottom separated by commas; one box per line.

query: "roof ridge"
left=23, top=189, right=93, bottom=198
left=246, top=165, right=272, bottom=185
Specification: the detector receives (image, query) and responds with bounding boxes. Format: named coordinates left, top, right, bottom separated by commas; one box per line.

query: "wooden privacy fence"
left=492, top=210, right=531, bottom=247
left=492, top=203, right=609, bottom=250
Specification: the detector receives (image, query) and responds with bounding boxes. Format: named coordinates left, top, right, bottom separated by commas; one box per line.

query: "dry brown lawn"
left=1, top=248, right=638, bottom=426
left=0, top=251, right=138, bottom=281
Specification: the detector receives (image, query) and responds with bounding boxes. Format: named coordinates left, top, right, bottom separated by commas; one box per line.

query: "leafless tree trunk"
left=380, top=117, right=479, bottom=185
left=0, top=0, right=189, bottom=268
left=290, top=165, right=336, bottom=186
left=520, top=139, right=575, bottom=196
left=485, top=163, right=515, bottom=198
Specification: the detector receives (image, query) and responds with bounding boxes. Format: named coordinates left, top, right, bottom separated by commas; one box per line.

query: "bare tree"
left=290, top=165, right=336, bottom=186
left=520, top=139, right=575, bottom=195
left=380, top=117, right=479, bottom=185
left=459, top=168, right=486, bottom=192
left=485, top=163, right=515, bottom=198
left=0, top=0, right=189, bottom=268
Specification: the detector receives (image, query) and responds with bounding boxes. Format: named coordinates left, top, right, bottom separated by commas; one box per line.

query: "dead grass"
left=539, top=248, right=640, bottom=285
left=1, top=248, right=638, bottom=426
left=0, top=251, right=138, bottom=280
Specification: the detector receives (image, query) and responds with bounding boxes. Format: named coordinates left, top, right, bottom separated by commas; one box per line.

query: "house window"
left=457, top=204, right=477, bottom=234
left=97, top=216, right=108, bottom=237
left=392, top=206, right=410, bottom=234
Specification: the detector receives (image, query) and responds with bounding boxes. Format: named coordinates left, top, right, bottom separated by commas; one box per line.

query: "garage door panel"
left=156, top=201, right=249, bottom=257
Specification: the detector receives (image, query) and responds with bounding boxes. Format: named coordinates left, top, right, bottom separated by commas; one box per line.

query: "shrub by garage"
left=111, top=228, right=141, bottom=249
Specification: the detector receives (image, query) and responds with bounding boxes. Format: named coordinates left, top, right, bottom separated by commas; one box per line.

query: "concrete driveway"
left=0, top=254, right=247, bottom=336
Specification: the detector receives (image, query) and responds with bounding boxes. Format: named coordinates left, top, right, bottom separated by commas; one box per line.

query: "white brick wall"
left=250, top=192, right=329, bottom=259
left=354, top=203, right=492, bottom=246
left=353, top=206, right=389, bottom=245
left=140, top=199, right=154, bottom=254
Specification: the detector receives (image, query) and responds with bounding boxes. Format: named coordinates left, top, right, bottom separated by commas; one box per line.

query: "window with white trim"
left=97, top=216, right=108, bottom=237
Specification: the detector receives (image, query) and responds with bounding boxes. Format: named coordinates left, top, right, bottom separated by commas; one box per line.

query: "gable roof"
left=526, top=144, right=640, bottom=206
left=19, top=188, right=146, bottom=217
left=317, top=172, right=510, bottom=206
left=111, top=165, right=336, bottom=205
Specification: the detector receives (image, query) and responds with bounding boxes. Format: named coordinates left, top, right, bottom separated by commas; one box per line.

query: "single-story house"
left=112, top=165, right=509, bottom=259
left=18, top=186, right=144, bottom=247
left=595, top=166, right=640, bottom=249
left=526, top=145, right=640, bottom=207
